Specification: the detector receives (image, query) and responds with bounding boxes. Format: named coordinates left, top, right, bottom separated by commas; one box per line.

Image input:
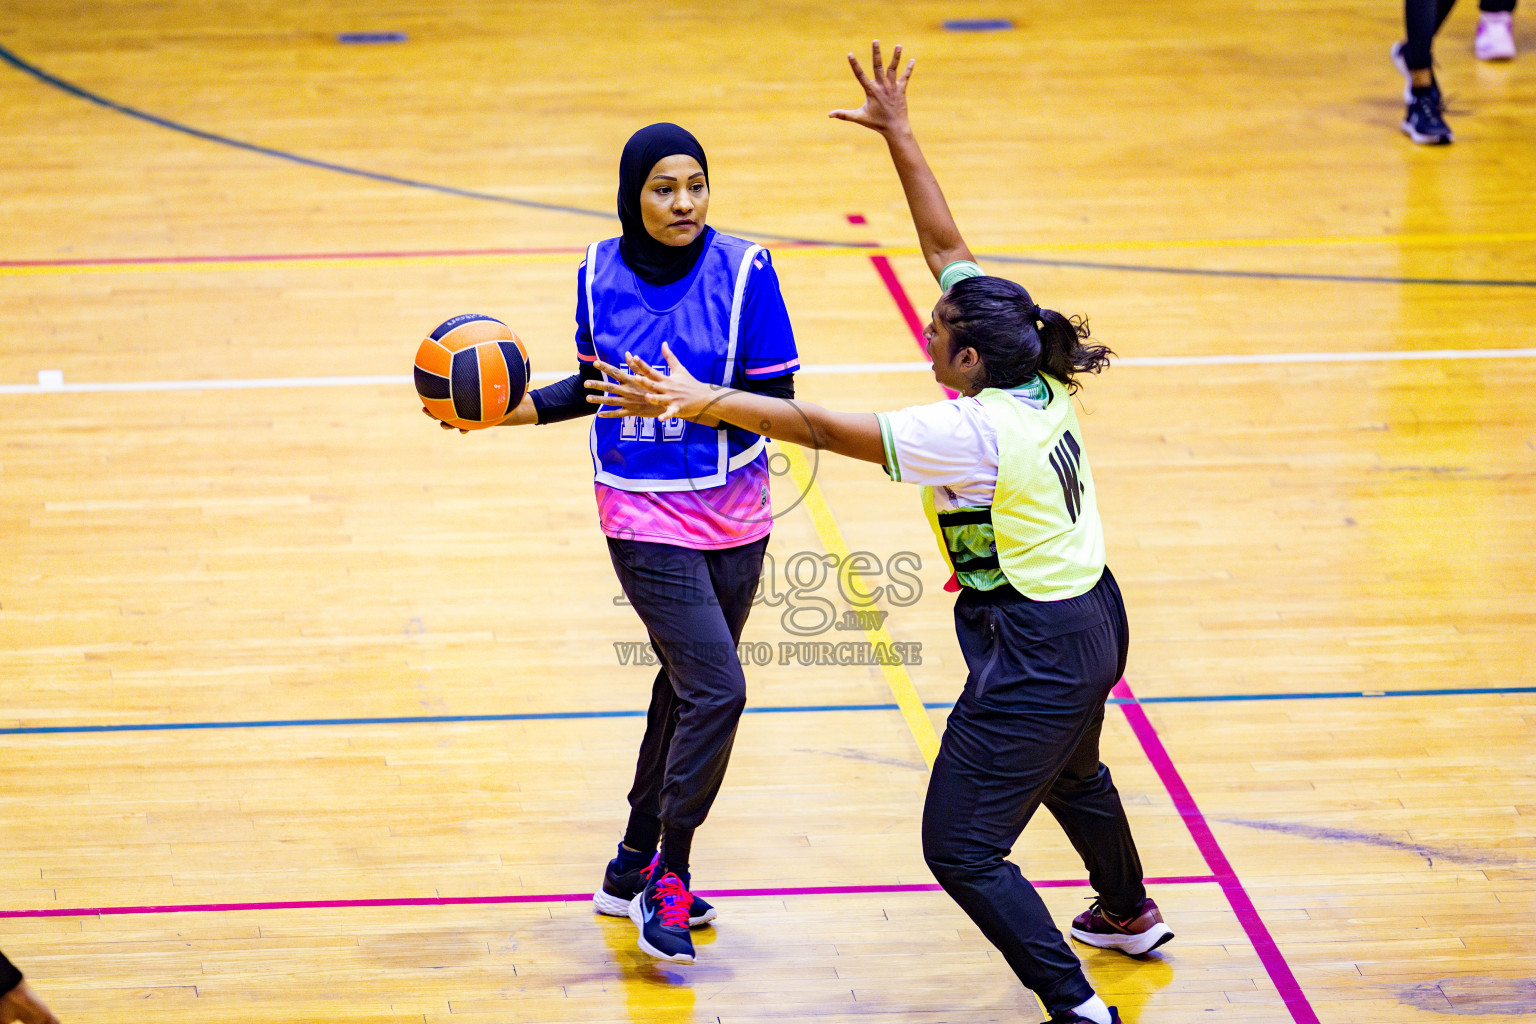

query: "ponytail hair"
left=937, top=275, right=1112, bottom=394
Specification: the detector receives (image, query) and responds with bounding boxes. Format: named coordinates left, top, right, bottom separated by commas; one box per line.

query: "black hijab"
left=617, top=123, right=710, bottom=286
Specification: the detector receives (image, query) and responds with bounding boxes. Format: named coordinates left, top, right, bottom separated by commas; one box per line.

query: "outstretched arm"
left=585, top=347, right=886, bottom=467
left=830, top=41, right=974, bottom=283
left=0, top=979, right=61, bottom=1024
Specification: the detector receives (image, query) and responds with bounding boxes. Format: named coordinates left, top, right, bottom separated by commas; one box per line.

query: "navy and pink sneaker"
left=594, top=850, right=715, bottom=926
left=629, top=868, right=699, bottom=963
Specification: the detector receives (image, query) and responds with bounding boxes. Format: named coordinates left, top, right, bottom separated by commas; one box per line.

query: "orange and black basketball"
left=414, top=314, right=531, bottom=430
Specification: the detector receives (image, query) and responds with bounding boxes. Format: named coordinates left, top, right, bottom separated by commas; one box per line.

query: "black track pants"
left=1405, top=0, right=1516, bottom=70
left=922, top=567, right=1145, bottom=1015
left=608, top=535, right=768, bottom=836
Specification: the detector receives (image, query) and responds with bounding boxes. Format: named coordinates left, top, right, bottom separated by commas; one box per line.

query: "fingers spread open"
left=659, top=342, right=685, bottom=372
left=593, top=358, right=631, bottom=380
left=846, top=52, right=873, bottom=90
left=584, top=378, right=625, bottom=395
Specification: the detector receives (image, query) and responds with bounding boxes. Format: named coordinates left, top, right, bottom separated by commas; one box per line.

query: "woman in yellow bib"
left=590, top=43, right=1170, bottom=1024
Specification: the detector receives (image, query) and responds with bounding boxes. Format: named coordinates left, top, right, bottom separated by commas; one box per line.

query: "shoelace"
left=651, top=873, right=694, bottom=928
left=1413, top=93, right=1446, bottom=118
left=1084, top=898, right=1133, bottom=929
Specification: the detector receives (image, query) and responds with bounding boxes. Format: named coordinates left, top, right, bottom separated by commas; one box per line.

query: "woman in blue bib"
left=590, top=45, right=1169, bottom=1024
left=437, top=123, right=800, bottom=965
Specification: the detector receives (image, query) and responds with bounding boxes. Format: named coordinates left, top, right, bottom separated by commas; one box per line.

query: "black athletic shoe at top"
left=592, top=849, right=716, bottom=926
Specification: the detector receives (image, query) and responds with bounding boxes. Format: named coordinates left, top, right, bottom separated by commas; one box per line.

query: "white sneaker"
left=1475, top=11, right=1516, bottom=60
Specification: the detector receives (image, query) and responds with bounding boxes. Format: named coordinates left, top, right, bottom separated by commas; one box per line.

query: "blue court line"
left=0, top=44, right=613, bottom=221
left=336, top=32, right=407, bottom=44
left=2, top=40, right=1530, bottom=289
left=0, top=42, right=831, bottom=248
left=981, top=253, right=1536, bottom=288
left=3, top=686, right=1531, bottom=737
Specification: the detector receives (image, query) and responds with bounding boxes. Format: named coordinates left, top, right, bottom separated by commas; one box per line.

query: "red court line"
left=868, top=255, right=929, bottom=344
left=862, top=240, right=1318, bottom=1023
left=856, top=227, right=958, bottom=399
left=0, top=876, right=1218, bottom=920
left=1113, top=680, right=1320, bottom=1024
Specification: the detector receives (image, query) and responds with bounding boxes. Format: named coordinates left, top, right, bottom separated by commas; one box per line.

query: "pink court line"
left=0, top=876, right=1218, bottom=921
left=862, top=240, right=1318, bottom=1023
left=1113, top=680, right=1320, bottom=1024
left=851, top=219, right=958, bottom=400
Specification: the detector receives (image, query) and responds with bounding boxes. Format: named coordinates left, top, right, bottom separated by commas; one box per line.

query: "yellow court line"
left=4, top=230, right=1532, bottom=277
left=779, top=442, right=942, bottom=768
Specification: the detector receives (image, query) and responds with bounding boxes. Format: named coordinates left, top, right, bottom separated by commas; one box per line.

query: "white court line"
left=1, top=349, right=1534, bottom=395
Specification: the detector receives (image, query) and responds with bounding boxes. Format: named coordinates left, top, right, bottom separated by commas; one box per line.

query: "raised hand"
left=0, top=980, right=61, bottom=1024
left=585, top=344, right=714, bottom=422
left=829, top=40, right=915, bottom=136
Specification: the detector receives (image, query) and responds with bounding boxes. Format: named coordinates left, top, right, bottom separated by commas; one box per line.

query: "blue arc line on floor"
left=1, top=41, right=1529, bottom=288
left=0, top=42, right=837, bottom=248
left=3, top=686, right=1532, bottom=737
left=979, top=252, right=1536, bottom=288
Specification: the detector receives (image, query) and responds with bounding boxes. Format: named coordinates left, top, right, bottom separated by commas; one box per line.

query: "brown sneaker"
left=1070, top=898, right=1174, bottom=955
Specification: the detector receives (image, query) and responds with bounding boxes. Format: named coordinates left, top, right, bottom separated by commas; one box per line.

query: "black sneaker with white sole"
left=1402, top=88, right=1453, bottom=144
left=593, top=850, right=716, bottom=926
left=1390, top=42, right=1453, bottom=144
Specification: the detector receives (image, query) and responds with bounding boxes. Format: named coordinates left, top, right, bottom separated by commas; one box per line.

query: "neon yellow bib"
left=923, top=380, right=1105, bottom=600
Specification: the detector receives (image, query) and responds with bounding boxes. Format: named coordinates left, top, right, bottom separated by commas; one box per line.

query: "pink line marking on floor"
left=0, top=876, right=1217, bottom=920
left=1113, top=679, right=1319, bottom=1024
left=865, top=251, right=958, bottom=399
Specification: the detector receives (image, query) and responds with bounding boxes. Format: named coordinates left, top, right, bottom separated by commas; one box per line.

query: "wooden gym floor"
left=1, top=1, right=1533, bottom=1021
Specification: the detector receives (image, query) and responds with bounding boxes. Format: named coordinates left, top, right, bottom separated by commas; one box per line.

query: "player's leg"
left=1397, top=0, right=1458, bottom=142
left=1042, top=568, right=1170, bottom=955
left=592, top=662, right=673, bottom=916
left=592, top=539, right=686, bottom=917
left=605, top=536, right=765, bottom=960
left=1043, top=707, right=1147, bottom=909
left=1047, top=709, right=1172, bottom=955
left=920, top=592, right=1125, bottom=1022
left=598, top=540, right=731, bottom=935
left=653, top=535, right=768, bottom=866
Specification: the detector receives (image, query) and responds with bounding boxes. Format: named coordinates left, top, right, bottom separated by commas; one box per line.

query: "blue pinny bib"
left=585, top=231, right=766, bottom=492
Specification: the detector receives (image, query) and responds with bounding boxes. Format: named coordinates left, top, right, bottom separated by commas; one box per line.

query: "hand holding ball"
left=414, top=315, right=531, bottom=430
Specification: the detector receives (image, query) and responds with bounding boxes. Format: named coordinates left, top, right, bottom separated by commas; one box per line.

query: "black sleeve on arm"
left=533, top=365, right=794, bottom=424
left=742, top=371, right=794, bottom=401
left=0, top=948, right=22, bottom=995
left=529, top=362, right=602, bottom=424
